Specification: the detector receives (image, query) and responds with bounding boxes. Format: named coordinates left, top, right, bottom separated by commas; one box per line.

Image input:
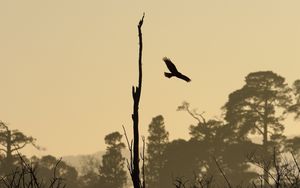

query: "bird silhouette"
left=163, top=57, right=191, bottom=82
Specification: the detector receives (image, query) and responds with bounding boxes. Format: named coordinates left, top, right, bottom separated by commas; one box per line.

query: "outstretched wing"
left=178, top=73, right=191, bottom=82
left=163, top=57, right=178, bottom=73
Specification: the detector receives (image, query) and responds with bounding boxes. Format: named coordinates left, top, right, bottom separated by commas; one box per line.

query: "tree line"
left=1, top=70, right=300, bottom=188
left=144, top=71, right=300, bottom=187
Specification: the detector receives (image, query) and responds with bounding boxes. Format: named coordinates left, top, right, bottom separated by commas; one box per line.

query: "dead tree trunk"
left=129, top=14, right=145, bottom=188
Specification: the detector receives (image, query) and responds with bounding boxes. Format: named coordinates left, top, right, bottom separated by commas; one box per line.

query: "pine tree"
left=146, top=115, right=169, bottom=188
left=223, top=71, right=293, bottom=186
left=99, top=131, right=127, bottom=188
left=0, top=121, right=40, bottom=175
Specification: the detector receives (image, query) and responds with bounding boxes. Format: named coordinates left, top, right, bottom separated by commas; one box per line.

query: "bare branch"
left=213, top=157, right=232, bottom=188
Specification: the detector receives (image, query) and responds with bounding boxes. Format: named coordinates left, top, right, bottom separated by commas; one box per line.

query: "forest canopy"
left=1, top=71, right=300, bottom=188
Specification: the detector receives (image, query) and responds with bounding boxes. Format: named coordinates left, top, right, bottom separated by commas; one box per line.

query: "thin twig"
left=213, top=157, right=232, bottom=188
left=122, top=125, right=133, bottom=172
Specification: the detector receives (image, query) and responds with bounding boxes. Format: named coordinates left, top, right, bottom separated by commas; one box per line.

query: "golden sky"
left=0, top=0, right=300, bottom=157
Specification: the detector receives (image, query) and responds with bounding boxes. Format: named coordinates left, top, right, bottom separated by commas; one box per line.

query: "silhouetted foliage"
left=146, top=115, right=169, bottom=188
left=288, top=79, right=300, bottom=120
left=98, top=131, right=127, bottom=188
left=78, top=155, right=101, bottom=188
left=2, top=65, right=300, bottom=188
left=0, top=154, right=66, bottom=188
left=158, top=139, right=203, bottom=188
left=169, top=147, right=300, bottom=188
left=176, top=102, right=258, bottom=187
left=247, top=149, right=300, bottom=187
left=223, top=71, right=293, bottom=186
left=32, top=155, right=79, bottom=188
left=284, top=136, right=300, bottom=159
left=0, top=122, right=40, bottom=175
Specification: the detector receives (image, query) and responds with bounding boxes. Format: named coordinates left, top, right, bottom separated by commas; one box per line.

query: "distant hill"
left=62, top=149, right=131, bottom=174
left=62, top=150, right=105, bottom=174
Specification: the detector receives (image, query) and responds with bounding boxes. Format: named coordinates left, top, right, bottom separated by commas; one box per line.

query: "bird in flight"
left=163, top=57, right=191, bottom=82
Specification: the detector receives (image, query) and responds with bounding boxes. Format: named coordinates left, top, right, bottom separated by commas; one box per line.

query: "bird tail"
left=164, top=72, right=173, bottom=78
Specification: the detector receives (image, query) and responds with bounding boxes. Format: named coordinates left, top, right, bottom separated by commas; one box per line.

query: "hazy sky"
left=1, top=0, right=300, bottom=157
